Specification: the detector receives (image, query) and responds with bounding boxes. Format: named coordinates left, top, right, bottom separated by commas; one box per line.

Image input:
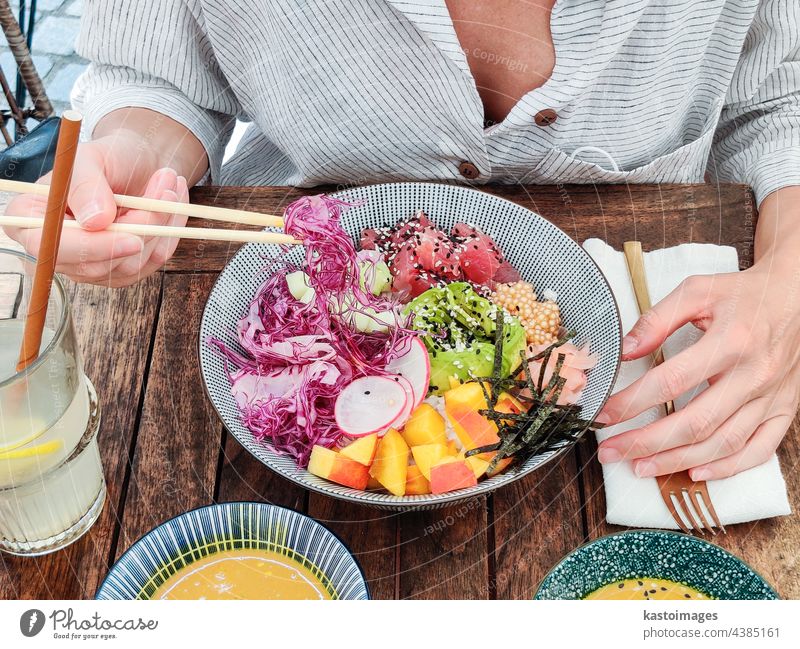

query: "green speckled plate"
left=535, top=530, right=778, bottom=600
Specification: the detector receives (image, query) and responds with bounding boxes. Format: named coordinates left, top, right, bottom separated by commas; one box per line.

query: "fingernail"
left=598, top=447, right=622, bottom=464
left=690, top=468, right=711, bottom=481
left=113, top=236, right=143, bottom=257
left=78, top=201, right=106, bottom=228
left=635, top=460, right=657, bottom=478
left=594, top=411, right=612, bottom=425
left=621, top=335, right=638, bottom=356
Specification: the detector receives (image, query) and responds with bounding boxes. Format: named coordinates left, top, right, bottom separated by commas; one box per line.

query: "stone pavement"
left=1, top=0, right=86, bottom=123
left=0, top=1, right=244, bottom=161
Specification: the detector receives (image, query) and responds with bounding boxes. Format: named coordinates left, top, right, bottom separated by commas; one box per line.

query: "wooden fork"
left=622, top=241, right=726, bottom=536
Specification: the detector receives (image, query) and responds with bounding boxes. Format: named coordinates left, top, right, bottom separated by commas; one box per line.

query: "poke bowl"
left=200, top=182, right=621, bottom=509
left=534, top=530, right=778, bottom=600
left=96, top=502, right=369, bottom=600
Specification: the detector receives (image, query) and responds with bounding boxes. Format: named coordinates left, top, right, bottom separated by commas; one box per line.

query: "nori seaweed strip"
left=465, top=442, right=501, bottom=458
left=467, top=327, right=598, bottom=475
left=542, top=353, right=566, bottom=398
left=477, top=380, right=493, bottom=410
left=489, top=307, right=505, bottom=407
left=490, top=378, right=566, bottom=468
left=520, top=349, right=539, bottom=402
left=518, top=379, right=565, bottom=447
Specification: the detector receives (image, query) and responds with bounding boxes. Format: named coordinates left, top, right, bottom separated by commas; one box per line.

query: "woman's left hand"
left=595, top=188, right=800, bottom=481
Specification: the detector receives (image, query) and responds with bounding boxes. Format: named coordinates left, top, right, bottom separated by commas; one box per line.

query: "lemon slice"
left=0, top=421, right=48, bottom=454
left=0, top=439, right=63, bottom=461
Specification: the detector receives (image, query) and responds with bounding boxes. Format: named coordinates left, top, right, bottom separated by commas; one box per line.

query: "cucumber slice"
left=286, top=271, right=315, bottom=304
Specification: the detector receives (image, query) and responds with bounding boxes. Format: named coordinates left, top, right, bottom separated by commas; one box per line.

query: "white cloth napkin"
left=582, top=238, right=791, bottom=528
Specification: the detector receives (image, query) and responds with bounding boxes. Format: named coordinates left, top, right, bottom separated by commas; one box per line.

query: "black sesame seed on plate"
left=364, top=391, right=371, bottom=395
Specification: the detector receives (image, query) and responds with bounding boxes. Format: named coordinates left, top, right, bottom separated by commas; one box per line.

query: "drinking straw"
left=16, top=110, right=82, bottom=371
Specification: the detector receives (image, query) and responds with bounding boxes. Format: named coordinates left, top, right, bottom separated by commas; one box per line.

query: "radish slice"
left=385, top=337, right=430, bottom=409
left=386, top=374, right=415, bottom=430
left=334, top=376, right=408, bottom=437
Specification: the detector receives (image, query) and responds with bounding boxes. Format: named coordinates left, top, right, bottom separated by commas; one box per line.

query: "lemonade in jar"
left=0, top=248, right=105, bottom=555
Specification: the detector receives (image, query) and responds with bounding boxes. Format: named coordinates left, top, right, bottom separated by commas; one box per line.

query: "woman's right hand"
left=3, top=131, right=190, bottom=288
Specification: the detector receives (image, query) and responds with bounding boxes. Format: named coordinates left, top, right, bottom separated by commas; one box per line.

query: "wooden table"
left=1, top=183, right=797, bottom=600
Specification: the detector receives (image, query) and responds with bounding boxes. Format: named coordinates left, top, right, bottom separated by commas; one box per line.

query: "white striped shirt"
left=72, top=0, right=800, bottom=205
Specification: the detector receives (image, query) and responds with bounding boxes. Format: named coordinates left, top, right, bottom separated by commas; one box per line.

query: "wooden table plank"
left=112, top=274, right=222, bottom=560
left=0, top=276, right=162, bottom=598
left=7, top=182, right=791, bottom=602
left=306, top=497, right=399, bottom=600
left=711, top=420, right=800, bottom=599
left=177, top=183, right=756, bottom=272
left=398, top=500, right=490, bottom=599
left=492, top=449, right=587, bottom=599
left=216, top=432, right=307, bottom=511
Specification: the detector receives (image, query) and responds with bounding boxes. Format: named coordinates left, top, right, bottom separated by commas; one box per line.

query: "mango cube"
left=486, top=456, right=514, bottom=478
left=369, top=429, right=409, bottom=496
left=401, top=403, right=447, bottom=447
left=308, top=446, right=370, bottom=490
left=446, top=439, right=459, bottom=456
left=410, top=443, right=450, bottom=481
left=464, top=453, right=490, bottom=478
left=429, top=458, right=478, bottom=494
left=405, top=464, right=431, bottom=495
left=444, top=383, right=523, bottom=456
left=339, top=433, right=378, bottom=466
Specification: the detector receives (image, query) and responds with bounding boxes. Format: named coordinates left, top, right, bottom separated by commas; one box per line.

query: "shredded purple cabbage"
left=208, top=194, right=416, bottom=467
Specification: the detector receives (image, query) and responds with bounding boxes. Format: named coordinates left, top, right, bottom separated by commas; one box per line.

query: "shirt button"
left=534, top=109, right=558, bottom=127
left=458, top=161, right=480, bottom=179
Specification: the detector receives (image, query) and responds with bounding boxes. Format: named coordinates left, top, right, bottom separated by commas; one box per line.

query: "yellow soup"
left=151, top=549, right=333, bottom=600
left=584, top=578, right=712, bottom=600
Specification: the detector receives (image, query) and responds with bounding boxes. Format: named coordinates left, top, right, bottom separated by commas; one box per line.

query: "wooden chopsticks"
left=0, top=178, right=284, bottom=228
left=0, top=177, right=299, bottom=246
left=622, top=241, right=675, bottom=416
left=622, top=240, right=724, bottom=535
left=0, top=215, right=299, bottom=245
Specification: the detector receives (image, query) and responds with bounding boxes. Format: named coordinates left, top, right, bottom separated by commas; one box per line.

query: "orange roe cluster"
left=491, top=281, right=561, bottom=345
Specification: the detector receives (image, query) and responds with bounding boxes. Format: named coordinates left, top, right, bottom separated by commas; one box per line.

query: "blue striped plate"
left=96, top=502, right=369, bottom=600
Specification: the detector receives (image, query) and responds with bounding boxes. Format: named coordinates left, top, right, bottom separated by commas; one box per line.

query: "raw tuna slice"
left=458, top=241, right=501, bottom=285
left=494, top=260, right=522, bottom=283
left=389, top=242, right=432, bottom=300
left=360, top=228, right=380, bottom=250
left=389, top=210, right=431, bottom=247
left=452, top=222, right=518, bottom=285
left=414, top=225, right=457, bottom=274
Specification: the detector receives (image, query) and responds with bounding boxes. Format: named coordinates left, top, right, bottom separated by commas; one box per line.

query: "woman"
left=5, top=0, right=800, bottom=483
